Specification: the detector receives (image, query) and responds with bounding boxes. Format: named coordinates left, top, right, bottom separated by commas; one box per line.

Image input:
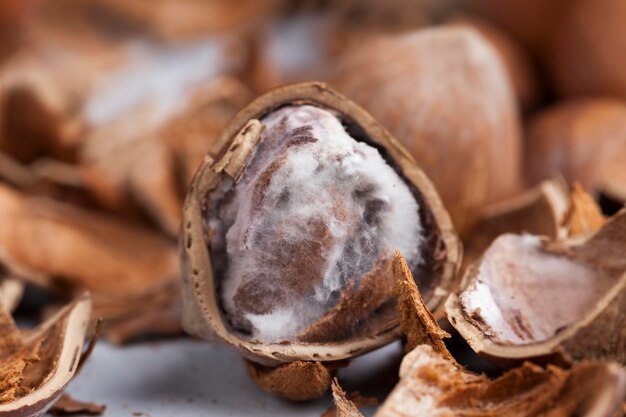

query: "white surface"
left=62, top=339, right=404, bottom=417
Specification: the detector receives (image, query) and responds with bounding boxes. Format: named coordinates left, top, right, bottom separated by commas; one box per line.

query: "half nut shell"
left=446, top=208, right=626, bottom=366
left=181, top=82, right=459, bottom=370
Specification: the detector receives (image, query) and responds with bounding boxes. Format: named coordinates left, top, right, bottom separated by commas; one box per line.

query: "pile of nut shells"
left=1, top=1, right=625, bottom=416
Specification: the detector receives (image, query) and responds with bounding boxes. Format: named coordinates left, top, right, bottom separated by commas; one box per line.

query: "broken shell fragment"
left=0, top=273, right=23, bottom=313
left=0, top=184, right=180, bottom=342
left=446, top=209, right=626, bottom=365
left=0, top=294, right=92, bottom=417
left=462, top=179, right=605, bottom=273
left=181, top=82, right=459, bottom=398
left=374, top=345, right=626, bottom=417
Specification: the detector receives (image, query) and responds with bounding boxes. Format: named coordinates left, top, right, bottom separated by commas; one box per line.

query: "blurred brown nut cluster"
left=0, top=0, right=625, bottom=415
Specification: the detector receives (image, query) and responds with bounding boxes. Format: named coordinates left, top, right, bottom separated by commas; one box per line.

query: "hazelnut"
left=181, top=82, right=460, bottom=399
left=524, top=98, right=626, bottom=204
left=549, top=0, right=626, bottom=99
left=331, top=26, right=523, bottom=236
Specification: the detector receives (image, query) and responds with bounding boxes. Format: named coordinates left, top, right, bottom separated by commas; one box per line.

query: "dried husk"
left=181, top=82, right=460, bottom=398
left=446, top=208, right=626, bottom=366
left=0, top=294, right=92, bottom=417
left=331, top=26, right=523, bottom=236
left=525, top=98, right=626, bottom=204
left=0, top=184, right=180, bottom=341
left=245, top=360, right=337, bottom=402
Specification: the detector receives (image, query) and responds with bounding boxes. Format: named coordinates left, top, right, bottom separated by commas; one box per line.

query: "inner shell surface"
left=207, top=104, right=423, bottom=343
left=459, top=234, right=616, bottom=345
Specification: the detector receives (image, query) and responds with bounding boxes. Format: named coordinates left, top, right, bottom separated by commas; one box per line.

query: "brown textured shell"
left=181, top=82, right=460, bottom=368
left=446, top=209, right=626, bottom=366
left=0, top=294, right=91, bottom=417
left=331, top=26, right=523, bottom=236
left=548, top=0, right=626, bottom=99
left=525, top=98, right=626, bottom=203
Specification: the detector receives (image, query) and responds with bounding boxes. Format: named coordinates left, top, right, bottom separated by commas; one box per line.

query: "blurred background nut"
left=525, top=98, right=626, bottom=204
left=548, top=0, right=626, bottom=99
left=332, top=26, right=523, bottom=236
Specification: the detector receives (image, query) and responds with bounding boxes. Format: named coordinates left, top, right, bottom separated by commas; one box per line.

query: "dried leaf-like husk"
left=332, top=26, right=522, bottom=236
left=0, top=294, right=91, bottom=417
left=446, top=209, right=626, bottom=366
left=0, top=184, right=180, bottom=340
left=245, top=360, right=335, bottom=402
left=374, top=345, right=626, bottom=417
left=525, top=98, right=626, bottom=204
left=181, top=82, right=460, bottom=371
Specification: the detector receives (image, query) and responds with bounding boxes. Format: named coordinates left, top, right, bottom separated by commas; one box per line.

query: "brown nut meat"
left=181, top=82, right=460, bottom=399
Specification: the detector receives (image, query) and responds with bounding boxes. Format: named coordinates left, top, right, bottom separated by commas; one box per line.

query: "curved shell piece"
left=181, top=81, right=460, bottom=366
left=0, top=294, right=91, bottom=417
left=446, top=209, right=626, bottom=366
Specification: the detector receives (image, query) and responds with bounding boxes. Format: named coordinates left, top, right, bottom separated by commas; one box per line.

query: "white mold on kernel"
left=213, top=105, right=423, bottom=342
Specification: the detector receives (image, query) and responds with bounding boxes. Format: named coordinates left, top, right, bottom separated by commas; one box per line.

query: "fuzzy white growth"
left=85, top=38, right=235, bottom=126
left=220, top=105, right=423, bottom=342
left=460, top=234, right=614, bottom=345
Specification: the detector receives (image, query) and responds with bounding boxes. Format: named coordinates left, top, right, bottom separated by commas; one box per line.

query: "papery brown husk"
left=0, top=184, right=181, bottom=341
left=331, top=25, right=523, bottom=236
left=181, top=82, right=460, bottom=400
left=446, top=208, right=626, bottom=366
left=245, top=360, right=339, bottom=402
left=0, top=294, right=91, bottom=417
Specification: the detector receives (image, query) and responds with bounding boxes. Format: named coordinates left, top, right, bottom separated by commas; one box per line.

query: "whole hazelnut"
left=549, top=0, right=626, bottom=99
left=525, top=98, right=626, bottom=203
left=332, top=26, right=523, bottom=236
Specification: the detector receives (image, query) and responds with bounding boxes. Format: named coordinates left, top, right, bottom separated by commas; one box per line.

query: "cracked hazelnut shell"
left=181, top=82, right=460, bottom=397
left=446, top=208, right=626, bottom=366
